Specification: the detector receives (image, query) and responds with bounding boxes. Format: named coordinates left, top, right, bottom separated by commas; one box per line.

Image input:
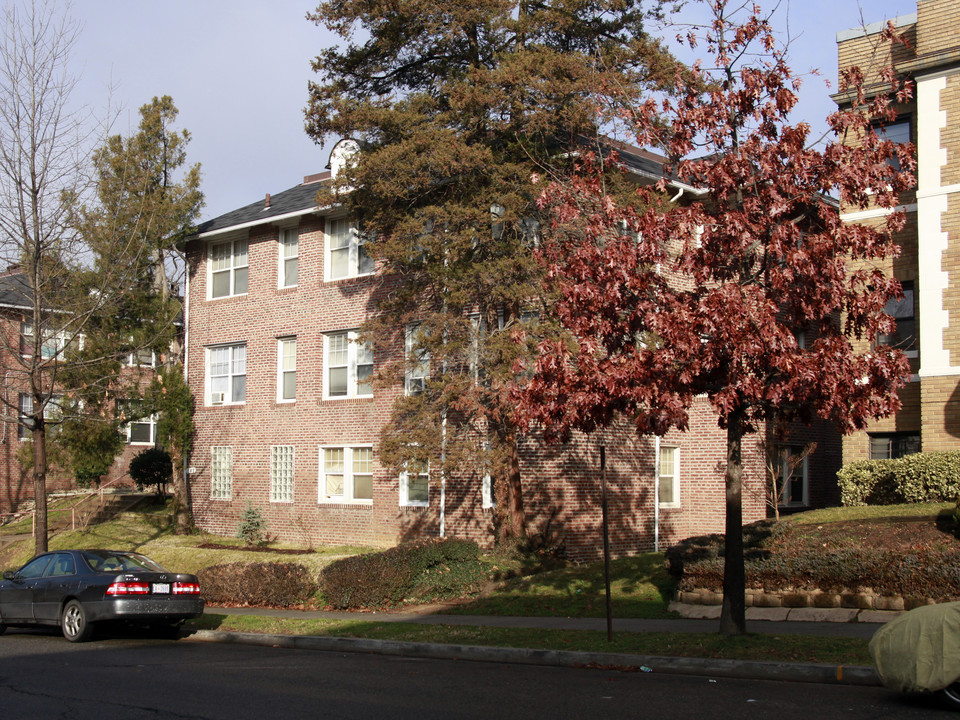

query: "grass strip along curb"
left=183, top=628, right=880, bottom=686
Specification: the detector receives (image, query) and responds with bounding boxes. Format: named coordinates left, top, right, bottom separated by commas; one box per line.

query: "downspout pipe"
left=654, top=436, right=661, bottom=552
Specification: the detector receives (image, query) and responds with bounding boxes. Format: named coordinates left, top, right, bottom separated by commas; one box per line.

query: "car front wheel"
left=940, top=683, right=960, bottom=712
left=61, top=600, right=94, bottom=642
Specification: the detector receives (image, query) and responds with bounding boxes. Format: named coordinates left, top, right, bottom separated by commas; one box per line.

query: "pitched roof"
left=0, top=270, right=34, bottom=310
left=195, top=173, right=331, bottom=237
left=192, top=142, right=695, bottom=238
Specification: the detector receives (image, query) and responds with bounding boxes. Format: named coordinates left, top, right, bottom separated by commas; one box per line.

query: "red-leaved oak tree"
left=518, top=0, right=916, bottom=635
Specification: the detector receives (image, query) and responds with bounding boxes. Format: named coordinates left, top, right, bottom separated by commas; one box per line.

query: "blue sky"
left=70, top=0, right=917, bottom=220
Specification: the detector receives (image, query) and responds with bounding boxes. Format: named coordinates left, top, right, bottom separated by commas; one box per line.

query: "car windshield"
left=80, top=551, right=167, bottom=574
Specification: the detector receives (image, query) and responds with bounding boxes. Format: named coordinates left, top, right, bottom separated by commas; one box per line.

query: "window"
left=658, top=445, right=679, bottom=507
left=324, top=331, right=373, bottom=399
left=270, top=446, right=294, bottom=503
left=15, top=554, right=52, bottom=579
left=126, top=347, right=156, bottom=367
left=405, top=324, right=430, bottom=395
left=207, top=343, right=246, bottom=405
left=45, top=553, right=76, bottom=577
left=21, top=321, right=72, bottom=359
left=120, top=401, right=156, bottom=445
left=400, top=460, right=429, bottom=507
left=279, top=228, right=298, bottom=287
left=878, top=280, right=916, bottom=354
left=776, top=446, right=809, bottom=507
left=18, top=393, right=33, bottom=440
left=278, top=337, right=296, bottom=402
left=18, top=394, right=62, bottom=440
left=320, top=446, right=373, bottom=502
left=877, top=119, right=910, bottom=171
left=326, top=218, right=373, bottom=280
left=481, top=474, right=494, bottom=509
left=469, top=314, right=486, bottom=383
left=210, top=238, right=248, bottom=298
left=211, top=447, right=233, bottom=499
left=870, top=432, right=920, bottom=460
left=20, top=321, right=32, bottom=355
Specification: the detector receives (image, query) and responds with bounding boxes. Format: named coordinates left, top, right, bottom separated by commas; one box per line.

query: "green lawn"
left=187, top=613, right=872, bottom=665
left=451, top=553, right=677, bottom=619
left=0, top=502, right=374, bottom=576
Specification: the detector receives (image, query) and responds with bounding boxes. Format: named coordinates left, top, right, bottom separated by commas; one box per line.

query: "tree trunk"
left=494, top=423, right=526, bottom=542
left=719, top=407, right=746, bottom=636
left=32, top=419, right=48, bottom=554
left=166, top=441, right=193, bottom=533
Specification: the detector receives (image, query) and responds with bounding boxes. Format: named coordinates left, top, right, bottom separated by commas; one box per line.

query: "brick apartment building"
left=0, top=269, right=159, bottom=515
left=836, top=0, right=960, bottom=464
left=182, top=141, right=847, bottom=560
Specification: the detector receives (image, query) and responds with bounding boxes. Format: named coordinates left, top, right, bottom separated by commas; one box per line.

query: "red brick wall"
left=183, top=212, right=794, bottom=561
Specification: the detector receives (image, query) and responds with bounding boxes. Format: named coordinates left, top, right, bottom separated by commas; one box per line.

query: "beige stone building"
left=836, top=0, right=960, bottom=463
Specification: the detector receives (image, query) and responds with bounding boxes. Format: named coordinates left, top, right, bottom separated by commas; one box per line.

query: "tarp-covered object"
left=870, top=602, right=960, bottom=693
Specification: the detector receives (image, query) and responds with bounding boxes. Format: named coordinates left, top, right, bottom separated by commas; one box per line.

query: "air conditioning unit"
left=210, top=392, right=225, bottom=405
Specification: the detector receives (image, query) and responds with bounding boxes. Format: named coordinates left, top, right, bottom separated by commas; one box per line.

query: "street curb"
left=183, top=630, right=881, bottom=687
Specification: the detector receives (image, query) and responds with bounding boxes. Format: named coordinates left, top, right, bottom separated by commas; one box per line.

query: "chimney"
left=264, top=193, right=271, bottom=209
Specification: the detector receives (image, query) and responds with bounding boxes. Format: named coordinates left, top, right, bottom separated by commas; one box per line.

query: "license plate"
left=152, top=583, right=170, bottom=594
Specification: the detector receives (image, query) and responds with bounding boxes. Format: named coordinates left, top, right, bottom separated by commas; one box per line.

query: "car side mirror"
left=2, top=570, right=15, bottom=580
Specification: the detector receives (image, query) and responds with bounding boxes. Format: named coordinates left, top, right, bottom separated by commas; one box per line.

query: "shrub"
left=197, top=562, right=317, bottom=607
left=320, top=538, right=483, bottom=610
left=129, top=447, right=173, bottom=497
left=672, top=520, right=960, bottom=601
left=236, top=503, right=267, bottom=546
left=664, top=520, right=780, bottom=576
left=837, top=451, right=960, bottom=506
left=952, top=497, right=960, bottom=540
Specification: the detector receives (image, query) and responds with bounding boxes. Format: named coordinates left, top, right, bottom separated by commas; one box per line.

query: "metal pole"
left=600, top=445, right=613, bottom=642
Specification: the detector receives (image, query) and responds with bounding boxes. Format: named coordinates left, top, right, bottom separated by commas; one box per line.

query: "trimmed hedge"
left=668, top=520, right=960, bottom=601
left=320, top=538, right=483, bottom=610
left=837, top=451, right=960, bottom=506
left=197, top=562, right=317, bottom=607
left=677, top=548, right=960, bottom=601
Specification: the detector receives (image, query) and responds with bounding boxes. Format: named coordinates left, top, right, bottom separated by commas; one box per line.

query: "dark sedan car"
left=0, top=549, right=204, bottom=642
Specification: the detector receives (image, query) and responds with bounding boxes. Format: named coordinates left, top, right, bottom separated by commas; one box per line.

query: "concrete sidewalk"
left=204, top=604, right=882, bottom=638
left=193, top=604, right=883, bottom=687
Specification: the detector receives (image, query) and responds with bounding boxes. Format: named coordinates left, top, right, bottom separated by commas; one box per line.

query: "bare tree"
left=0, top=3, right=198, bottom=554
left=0, top=0, right=94, bottom=553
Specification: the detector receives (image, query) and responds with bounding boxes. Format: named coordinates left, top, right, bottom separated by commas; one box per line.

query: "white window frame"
left=399, top=461, right=430, bottom=508
left=270, top=445, right=295, bottom=503
left=325, top=217, right=374, bottom=281
left=126, top=348, right=156, bottom=368
left=481, top=473, right=494, bottom=509
left=211, top=446, right=233, bottom=500
left=658, top=445, right=680, bottom=508
left=405, top=324, right=430, bottom=395
left=209, top=237, right=249, bottom=299
left=206, top=343, right=246, bottom=406
left=277, top=337, right=296, bottom=403
left=318, top=446, right=374, bottom=504
left=18, top=393, right=33, bottom=441
left=21, top=321, right=75, bottom=360
left=323, top=330, right=373, bottom=399
left=122, top=402, right=157, bottom=445
left=777, top=448, right=809, bottom=508
left=279, top=227, right=298, bottom=288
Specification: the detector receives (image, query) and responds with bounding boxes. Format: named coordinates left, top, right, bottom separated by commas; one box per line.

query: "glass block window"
left=211, top=447, right=232, bottom=500
left=270, top=446, right=294, bottom=503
